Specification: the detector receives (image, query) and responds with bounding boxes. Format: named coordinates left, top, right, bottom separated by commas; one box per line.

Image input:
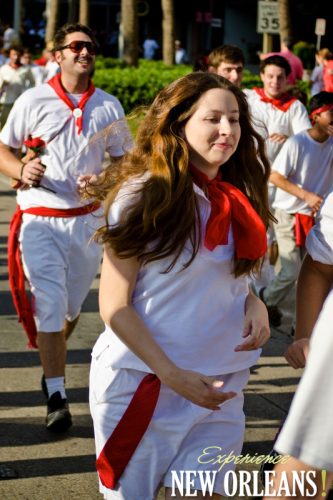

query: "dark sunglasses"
left=57, top=41, right=97, bottom=55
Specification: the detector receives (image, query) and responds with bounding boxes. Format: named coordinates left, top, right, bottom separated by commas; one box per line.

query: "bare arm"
left=270, top=170, right=323, bottom=213
left=284, top=254, right=333, bottom=368
left=99, top=246, right=237, bottom=410
left=0, top=140, right=46, bottom=186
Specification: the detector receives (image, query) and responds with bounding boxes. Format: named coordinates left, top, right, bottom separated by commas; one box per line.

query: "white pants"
left=89, top=344, right=250, bottom=500
left=19, top=211, right=102, bottom=332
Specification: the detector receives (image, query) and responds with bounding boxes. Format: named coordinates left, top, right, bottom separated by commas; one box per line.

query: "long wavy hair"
left=93, top=72, right=272, bottom=277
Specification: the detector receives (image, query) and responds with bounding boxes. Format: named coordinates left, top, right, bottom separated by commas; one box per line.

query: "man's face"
left=9, top=50, right=21, bottom=66
left=260, top=64, right=288, bottom=99
left=54, top=31, right=96, bottom=78
left=214, top=61, right=244, bottom=87
left=21, top=52, right=32, bottom=65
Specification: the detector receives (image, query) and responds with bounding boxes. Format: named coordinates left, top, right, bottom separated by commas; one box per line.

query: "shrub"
left=93, top=59, right=191, bottom=113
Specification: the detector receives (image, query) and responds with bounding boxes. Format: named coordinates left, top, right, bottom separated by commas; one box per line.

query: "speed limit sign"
left=257, top=1, right=280, bottom=34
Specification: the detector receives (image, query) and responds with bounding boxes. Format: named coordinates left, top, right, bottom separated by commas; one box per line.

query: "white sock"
left=45, top=377, right=66, bottom=399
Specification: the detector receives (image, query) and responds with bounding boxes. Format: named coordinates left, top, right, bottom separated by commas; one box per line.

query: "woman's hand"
left=161, top=367, right=236, bottom=411
left=234, top=292, right=270, bottom=352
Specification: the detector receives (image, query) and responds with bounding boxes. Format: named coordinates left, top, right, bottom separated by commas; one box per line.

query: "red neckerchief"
left=294, top=213, right=315, bottom=247
left=254, top=87, right=297, bottom=112
left=190, top=165, right=267, bottom=260
left=48, top=73, right=95, bottom=134
left=7, top=202, right=101, bottom=348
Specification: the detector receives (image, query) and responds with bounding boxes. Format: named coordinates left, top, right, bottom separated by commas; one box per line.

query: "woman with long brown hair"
left=89, top=72, right=271, bottom=499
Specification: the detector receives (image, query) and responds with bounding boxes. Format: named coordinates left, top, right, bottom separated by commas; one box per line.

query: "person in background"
left=21, top=48, right=45, bottom=86
left=243, top=55, right=311, bottom=327
left=323, top=51, right=333, bottom=93
left=267, top=92, right=333, bottom=332
left=174, top=39, right=188, bottom=64
left=263, top=288, right=333, bottom=500
left=143, top=35, right=159, bottom=60
left=259, top=36, right=304, bottom=86
left=310, top=48, right=331, bottom=96
left=208, top=44, right=245, bottom=87
left=0, top=45, right=35, bottom=129
left=43, top=42, right=60, bottom=82
left=3, top=24, right=18, bottom=50
left=0, top=23, right=131, bottom=433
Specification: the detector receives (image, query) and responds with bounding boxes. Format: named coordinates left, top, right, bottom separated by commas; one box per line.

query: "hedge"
left=92, top=58, right=310, bottom=114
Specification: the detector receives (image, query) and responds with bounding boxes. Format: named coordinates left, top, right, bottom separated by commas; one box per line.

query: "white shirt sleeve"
left=271, top=136, right=298, bottom=178
left=289, top=100, right=311, bottom=135
left=306, top=191, right=333, bottom=264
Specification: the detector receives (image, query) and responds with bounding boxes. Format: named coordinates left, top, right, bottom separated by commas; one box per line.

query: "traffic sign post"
left=315, top=18, right=326, bottom=51
left=257, top=1, right=280, bottom=34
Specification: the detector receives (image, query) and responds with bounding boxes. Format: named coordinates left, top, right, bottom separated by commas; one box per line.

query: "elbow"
left=100, top=303, right=130, bottom=330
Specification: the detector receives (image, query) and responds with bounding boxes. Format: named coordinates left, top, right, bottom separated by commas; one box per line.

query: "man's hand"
left=284, top=339, right=310, bottom=369
left=20, top=158, right=46, bottom=188
left=269, top=133, right=288, bottom=145
left=303, top=191, right=323, bottom=214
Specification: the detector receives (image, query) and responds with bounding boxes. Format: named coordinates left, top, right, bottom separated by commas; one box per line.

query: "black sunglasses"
left=57, top=41, right=97, bottom=55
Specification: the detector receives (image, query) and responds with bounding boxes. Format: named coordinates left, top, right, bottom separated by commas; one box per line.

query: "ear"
left=54, top=50, right=62, bottom=65
left=208, top=66, right=216, bottom=74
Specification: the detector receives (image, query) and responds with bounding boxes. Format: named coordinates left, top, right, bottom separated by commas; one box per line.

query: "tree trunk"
left=278, top=0, right=292, bottom=41
left=68, top=0, right=79, bottom=24
left=161, top=0, right=174, bottom=65
left=45, top=0, right=60, bottom=43
left=121, top=0, right=138, bottom=66
left=79, top=0, right=90, bottom=26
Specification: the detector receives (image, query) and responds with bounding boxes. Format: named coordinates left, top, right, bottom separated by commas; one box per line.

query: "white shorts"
left=89, top=344, right=250, bottom=500
left=19, top=211, right=102, bottom=332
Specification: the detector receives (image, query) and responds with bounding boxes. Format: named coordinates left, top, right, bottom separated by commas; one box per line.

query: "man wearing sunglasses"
left=0, top=23, right=131, bottom=433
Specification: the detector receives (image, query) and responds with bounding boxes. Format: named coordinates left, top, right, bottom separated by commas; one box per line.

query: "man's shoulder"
left=91, top=88, right=124, bottom=115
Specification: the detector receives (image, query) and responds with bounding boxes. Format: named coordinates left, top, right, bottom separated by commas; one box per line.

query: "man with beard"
left=0, top=24, right=131, bottom=433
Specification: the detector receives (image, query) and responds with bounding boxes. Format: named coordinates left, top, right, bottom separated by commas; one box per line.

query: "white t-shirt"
left=0, top=64, right=35, bottom=104
left=92, top=178, right=261, bottom=375
left=275, top=289, right=333, bottom=471
left=244, top=89, right=311, bottom=165
left=272, top=130, right=333, bottom=214
left=0, top=83, right=132, bottom=209
left=306, top=190, right=333, bottom=264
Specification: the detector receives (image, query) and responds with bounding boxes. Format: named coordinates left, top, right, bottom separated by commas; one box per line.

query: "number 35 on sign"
left=257, top=1, right=280, bottom=34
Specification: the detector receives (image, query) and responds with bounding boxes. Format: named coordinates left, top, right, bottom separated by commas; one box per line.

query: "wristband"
left=19, top=162, right=25, bottom=180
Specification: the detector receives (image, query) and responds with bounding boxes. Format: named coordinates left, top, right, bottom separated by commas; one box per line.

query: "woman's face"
left=183, top=88, right=241, bottom=179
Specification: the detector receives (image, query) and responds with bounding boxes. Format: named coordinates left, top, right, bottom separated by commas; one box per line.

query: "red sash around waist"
left=294, top=213, right=315, bottom=247
left=7, top=202, right=101, bottom=348
left=96, top=373, right=161, bottom=489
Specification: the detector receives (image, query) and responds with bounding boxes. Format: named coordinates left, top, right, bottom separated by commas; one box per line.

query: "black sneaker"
left=259, top=288, right=282, bottom=328
left=41, top=374, right=48, bottom=399
left=46, top=391, right=72, bottom=433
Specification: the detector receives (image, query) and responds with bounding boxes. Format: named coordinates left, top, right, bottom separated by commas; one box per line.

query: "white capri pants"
left=90, top=343, right=250, bottom=500
left=19, top=211, right=102, bottom=332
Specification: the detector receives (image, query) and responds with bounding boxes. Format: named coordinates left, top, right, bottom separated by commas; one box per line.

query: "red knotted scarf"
left=254, top=87, right=297, bottom=112
left=190, top=165, right=267, bottom=259
left=7, top=202, right=101, bottom=348
left=48, top=73, right=95, bottom=134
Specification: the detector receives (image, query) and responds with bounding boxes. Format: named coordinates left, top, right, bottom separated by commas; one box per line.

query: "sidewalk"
left=0, top=176, right=300, bottom=499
